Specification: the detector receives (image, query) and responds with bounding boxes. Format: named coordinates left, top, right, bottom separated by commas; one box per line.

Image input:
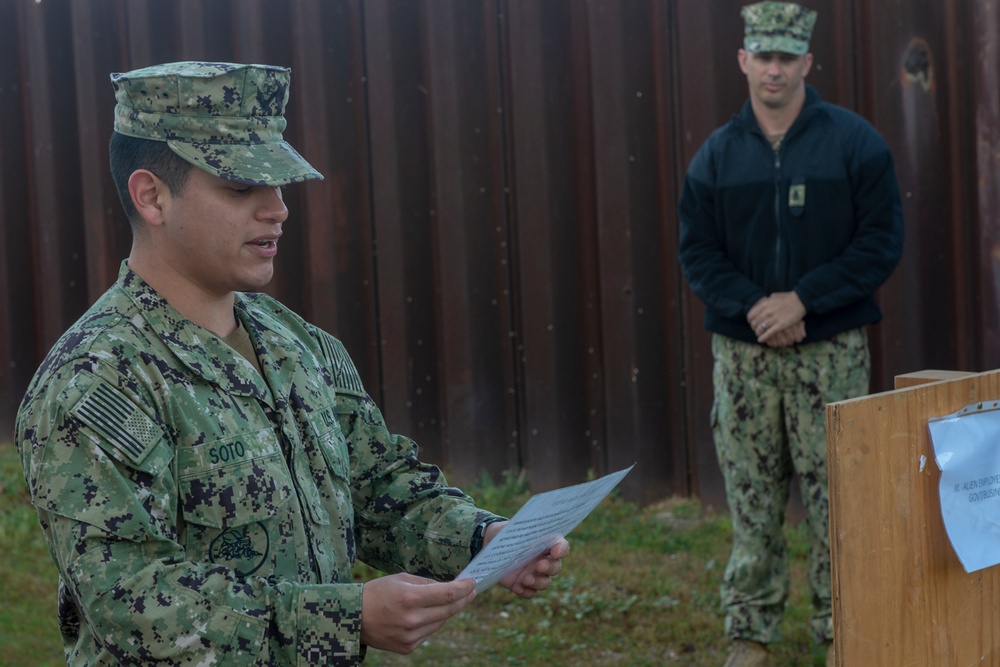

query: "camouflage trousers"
left=710, top=328, right=870, bottom=645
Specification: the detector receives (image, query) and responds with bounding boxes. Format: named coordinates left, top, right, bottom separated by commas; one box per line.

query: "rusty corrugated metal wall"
left=0, top=0, right=993, bottom=507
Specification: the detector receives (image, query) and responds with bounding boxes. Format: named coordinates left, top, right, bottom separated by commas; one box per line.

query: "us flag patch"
left=71, top=381, right=162, bottom=466
left=318, top=334, right=366, bottom=397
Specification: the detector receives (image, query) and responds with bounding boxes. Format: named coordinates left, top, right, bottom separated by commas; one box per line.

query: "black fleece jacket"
left=678, top=85, right=904, bottom=345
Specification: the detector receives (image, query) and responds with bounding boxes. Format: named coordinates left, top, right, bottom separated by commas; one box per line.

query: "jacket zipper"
left=773, top=143, right=783, bottom=286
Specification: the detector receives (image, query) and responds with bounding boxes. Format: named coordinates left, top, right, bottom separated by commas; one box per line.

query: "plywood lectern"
left=827, top=369, right=1000, bottom=665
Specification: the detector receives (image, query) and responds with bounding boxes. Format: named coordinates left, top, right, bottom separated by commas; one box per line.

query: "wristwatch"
left=470, top=517, right=505, bottom=556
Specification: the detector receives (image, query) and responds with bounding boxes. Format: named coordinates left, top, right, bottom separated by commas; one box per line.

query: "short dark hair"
left=108, top=132, right=194, bottom=224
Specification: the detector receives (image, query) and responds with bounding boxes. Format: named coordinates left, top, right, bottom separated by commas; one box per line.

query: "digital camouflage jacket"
left=16, top=262, right=498, bottom=666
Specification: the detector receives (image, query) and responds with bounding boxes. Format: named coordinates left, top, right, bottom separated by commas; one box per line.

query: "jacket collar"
left=115, top=261, right=303, bottom=409
left=736, top=84, right=822, bottom=138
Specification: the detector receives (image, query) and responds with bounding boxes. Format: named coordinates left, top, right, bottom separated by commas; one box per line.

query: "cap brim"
left=744, top=37, right=809, bottom=56
left=167, top=139, right=324, bottom=186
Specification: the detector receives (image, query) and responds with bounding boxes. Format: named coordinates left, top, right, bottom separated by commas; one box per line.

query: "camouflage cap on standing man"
left=110, top=61, right=323, bottom=186
left=741, top=1, right=817, bottom=56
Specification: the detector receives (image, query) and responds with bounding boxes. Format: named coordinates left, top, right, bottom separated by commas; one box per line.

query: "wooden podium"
left=826, top=369, right=1000, bottom=665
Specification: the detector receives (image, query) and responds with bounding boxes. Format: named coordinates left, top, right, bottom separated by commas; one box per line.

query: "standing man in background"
left=15, top=61, right=568, bottom=666
left=677, top=3, right=904, bottom=666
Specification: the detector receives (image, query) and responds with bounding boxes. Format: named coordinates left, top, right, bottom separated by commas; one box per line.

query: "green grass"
left=0, top=445, right=65, bottom=667
left=1, top=446, right=825, bottom=666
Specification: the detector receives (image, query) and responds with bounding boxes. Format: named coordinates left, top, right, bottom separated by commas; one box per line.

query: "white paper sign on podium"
left=928, top=400, right=1000, bottom=573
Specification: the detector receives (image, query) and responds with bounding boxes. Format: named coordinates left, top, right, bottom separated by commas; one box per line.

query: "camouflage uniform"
left=16, top=262, right=498, bottom=666
left=711, top=329, right=870, bottom=644
left=16, top=62, right=502, bottom=666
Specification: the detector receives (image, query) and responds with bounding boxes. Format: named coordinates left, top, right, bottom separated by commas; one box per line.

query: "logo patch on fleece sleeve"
left=70, top=381, right=163, bottom=467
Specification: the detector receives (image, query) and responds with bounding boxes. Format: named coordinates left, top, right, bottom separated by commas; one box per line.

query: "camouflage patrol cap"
left=110, top=61, right=323, bottom=186
left=741, top=2, right=817, bottom=55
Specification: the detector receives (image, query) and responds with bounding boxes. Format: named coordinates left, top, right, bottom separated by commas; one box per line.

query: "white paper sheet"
left=456, top=464, right=634, bottom=591
left=927, top=400, right=1000, bottom=572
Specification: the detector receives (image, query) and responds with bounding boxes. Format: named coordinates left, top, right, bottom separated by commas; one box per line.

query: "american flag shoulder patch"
left=317, top=333, right=366, bottom=397
left=70, top=381, right=163, bottom=467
